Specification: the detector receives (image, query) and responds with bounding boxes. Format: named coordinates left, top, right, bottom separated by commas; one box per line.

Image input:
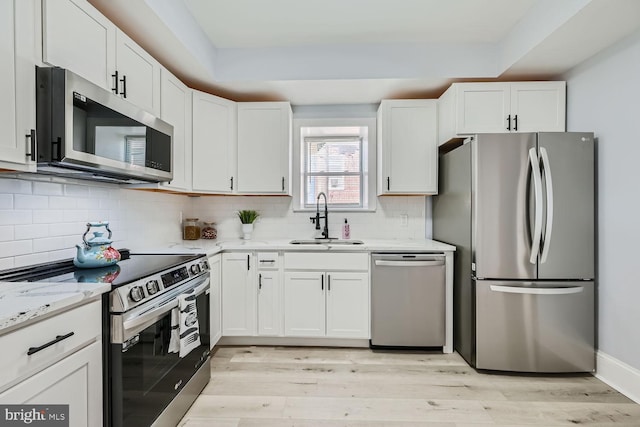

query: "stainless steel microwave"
left=35, top=67, right=173, bottom=183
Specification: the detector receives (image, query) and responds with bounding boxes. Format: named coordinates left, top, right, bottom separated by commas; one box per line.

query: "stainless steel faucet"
left=310, top=192, right=329, bottom=239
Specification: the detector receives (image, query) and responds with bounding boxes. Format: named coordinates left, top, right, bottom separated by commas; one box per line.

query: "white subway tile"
left=49, top=196, right=77, bottom=209
left=64, top=184, right=90, bottom=197
left=48, top=248, right=76, bottom=263
left=0, top=240, right=32, bottom=257
left=33, top=236, right=70, bottom=253
left=48, top=222, right=85, bottom=237
left=0, top=257, right=14, bottom=270
left=14, top=224, right=48, bottom=240
left=0, top=179, right=31, bottom=194
left=0, top=194, right=13, bottom=209
left=33, top=209, right=64, bottom=224
left=14, top=252, right=49, bottom=267
left=0, top=210, right=32, bottom=225
left=89, top=187, right=110, bottom=199
left=32, top=181, right=64, bottom=196
left=0, top=226, right=14, bottom=242
left=61, top=210, right=88, bottom=222
left=14, top=194, right=49, bottom=210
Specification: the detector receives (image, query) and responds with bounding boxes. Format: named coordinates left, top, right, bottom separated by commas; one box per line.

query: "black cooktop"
left=0, top=250, right=205, bottom=288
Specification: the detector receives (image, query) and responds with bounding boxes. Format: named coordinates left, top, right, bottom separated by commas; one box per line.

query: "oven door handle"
left=122, top=277, right=210, bottom=334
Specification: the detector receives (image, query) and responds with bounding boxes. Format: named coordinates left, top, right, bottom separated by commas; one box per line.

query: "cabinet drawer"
left=0, top=300, right=101, bottom=390
left=284, top=252, right=369, bottom=271
left=257, top=252, right=280, bottom=269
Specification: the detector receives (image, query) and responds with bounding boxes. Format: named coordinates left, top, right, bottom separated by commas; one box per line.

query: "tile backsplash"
left=191, top=195, right=429, bottom=241
left=0, top=176, right=431, bottom=270
left=0, top=177, right=190, bottom=270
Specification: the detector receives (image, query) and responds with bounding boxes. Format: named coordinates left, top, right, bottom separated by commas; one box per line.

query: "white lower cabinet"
left=221, top=252, right=256, bottom=336
left=283, top=252, right=370, bottom=339
left=283, top=272, right=325, bottom=337
left=257, top=269, right=282, bottom=336
left=208, top=254, right=222, bottom=347
left=0, top=341, right=102, bottom=427
left=325, top=272, right=369, bottom=338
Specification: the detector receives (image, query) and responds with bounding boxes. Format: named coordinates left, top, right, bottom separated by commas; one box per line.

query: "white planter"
left=241, top=223, right=254, bottom=240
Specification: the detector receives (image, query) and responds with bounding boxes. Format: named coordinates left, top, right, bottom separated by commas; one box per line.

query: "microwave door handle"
left=528, top=148, right=543, bottom=264
left=539, top=147, right=554, bottom=264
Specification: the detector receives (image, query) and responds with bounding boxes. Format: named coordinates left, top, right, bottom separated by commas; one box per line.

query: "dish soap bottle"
left=342, top=218, right=350, bottom=240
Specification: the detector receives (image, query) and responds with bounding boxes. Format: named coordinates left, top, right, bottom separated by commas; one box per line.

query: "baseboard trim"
left=596, top=350, right=640, bottom=404
left=219, top=336, right=370, bottom=348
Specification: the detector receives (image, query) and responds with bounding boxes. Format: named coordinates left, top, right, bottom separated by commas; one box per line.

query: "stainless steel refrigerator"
left=433, top=132, right=595, bottom=373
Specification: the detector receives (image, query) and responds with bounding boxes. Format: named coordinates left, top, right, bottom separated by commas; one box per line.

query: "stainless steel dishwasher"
left=371, top=253, right=446, bottom=348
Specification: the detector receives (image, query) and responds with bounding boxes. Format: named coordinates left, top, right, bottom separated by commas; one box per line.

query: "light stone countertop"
left=132, top=238, right=456, bottom=257
left=0, top=281, right=110, bottom=335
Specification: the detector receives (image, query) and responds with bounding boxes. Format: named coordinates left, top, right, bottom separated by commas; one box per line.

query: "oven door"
left=109, top=275, right=210, bottom=427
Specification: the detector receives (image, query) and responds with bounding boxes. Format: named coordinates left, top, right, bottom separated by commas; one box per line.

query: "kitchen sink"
left=289, top=239, right=364, bottom=245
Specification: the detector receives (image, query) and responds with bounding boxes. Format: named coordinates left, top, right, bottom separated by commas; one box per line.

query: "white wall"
left=562, top=29, right=640, bottom=371
left=0, top=176, right=191, bottom=269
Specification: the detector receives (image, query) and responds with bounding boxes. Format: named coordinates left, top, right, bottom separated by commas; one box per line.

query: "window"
left=294, top=118, right=376, bottom=211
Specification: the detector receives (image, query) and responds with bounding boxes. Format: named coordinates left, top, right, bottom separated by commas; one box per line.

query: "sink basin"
left=289, top=239, right=364, bottom=245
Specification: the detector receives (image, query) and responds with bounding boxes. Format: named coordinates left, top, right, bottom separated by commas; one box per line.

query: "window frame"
left=293, top=117, right=377, bottom=212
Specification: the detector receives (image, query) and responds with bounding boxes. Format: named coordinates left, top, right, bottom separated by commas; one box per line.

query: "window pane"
left=306, top=175, right=361, bottom=206
left=307, top=140, right=360, bottom=173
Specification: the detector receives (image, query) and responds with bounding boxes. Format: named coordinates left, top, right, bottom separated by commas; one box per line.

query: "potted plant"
left=237, top=210, right=259, bottom=240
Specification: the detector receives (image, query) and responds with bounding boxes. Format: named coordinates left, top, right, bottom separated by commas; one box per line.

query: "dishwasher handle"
left=374, top=260, right=445, bottom=267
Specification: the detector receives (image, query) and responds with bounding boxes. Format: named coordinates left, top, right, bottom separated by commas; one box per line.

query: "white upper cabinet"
left=438, top=81, right=566, bottom=144
left=0, top=0, right=38, bottom=170
left=192, top=90, right=237, bottom=193
left=43, top=0, right=160, bottom=115
left=42, top=0, right=115, bottom=91
left=160, top=69, right=191, bottom=191
left=237, top=102, right=292, bottom=195
left=114, top=31, right=161, bottom=116
left=377, top=99, right=438, bottom=195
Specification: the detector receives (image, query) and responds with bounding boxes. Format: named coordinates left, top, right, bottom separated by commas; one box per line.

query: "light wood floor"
left=178, top=346, right=640, bottom=426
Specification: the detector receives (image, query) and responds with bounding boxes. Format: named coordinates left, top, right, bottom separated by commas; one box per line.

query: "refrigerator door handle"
left=539, top=147, right=554, bottom=264
left=490, top=285, right=584, bottom=295
left=528, top=148, right=544, bottom=264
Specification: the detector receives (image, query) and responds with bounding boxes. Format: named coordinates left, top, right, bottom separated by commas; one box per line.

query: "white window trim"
left=293, top=117, right=377, bottom=212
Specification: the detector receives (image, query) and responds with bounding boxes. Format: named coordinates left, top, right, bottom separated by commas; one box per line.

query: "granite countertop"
left=0, top=281, right=110, bottom=335
left=132, top=238, right=456, bottom=256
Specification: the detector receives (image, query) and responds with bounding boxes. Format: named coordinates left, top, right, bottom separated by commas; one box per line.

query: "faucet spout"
left=316, top=192, right=329, bottom=239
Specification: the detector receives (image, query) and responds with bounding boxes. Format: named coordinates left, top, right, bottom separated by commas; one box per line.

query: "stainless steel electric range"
left=0, top=251, right=212, bottom=427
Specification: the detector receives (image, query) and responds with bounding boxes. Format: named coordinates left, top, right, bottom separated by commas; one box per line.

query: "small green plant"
left=237, top=209, right=259, bottom=224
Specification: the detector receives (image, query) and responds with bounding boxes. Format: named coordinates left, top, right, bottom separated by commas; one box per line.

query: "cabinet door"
left=221, top=253, right=255, bottom=336
left=115, top=31, right=161, bottom=115
left=456, top=83, right=511, bottom=134
left=510, top=82, right=566, bottom=133
left=0, top=0, right=37, bottom=168
left=192, top=91, right=237, bottom=193
left=0, top=341, right=103, bottom=427
left=378, top=100, right=438, bottom=194
left=283, top=272, right=325, bottom=337
left=258, top=270, right=282, bottom=336
left=42, top=0, right=116, bottom=90
left=208, top=254, right=222, bottom=347
left=237, top=102, right=292, bottom=194
left=326, top=272, right=369, bottom=338
left=160, top=69, right=191, bottom=191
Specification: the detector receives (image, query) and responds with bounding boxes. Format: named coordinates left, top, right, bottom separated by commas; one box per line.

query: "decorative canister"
left=183, top=218, right=201, bottom=240
left=201, top=222, right=217, bottom=239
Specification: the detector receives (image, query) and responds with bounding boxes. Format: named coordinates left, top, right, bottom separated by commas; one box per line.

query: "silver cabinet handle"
left=374, top=260, right=445, bottom=267
left=528, top=147, right=543, bottom=264
left=539, top=147, right=554, bottom=264
left=489, top=285, right=584, bottom=295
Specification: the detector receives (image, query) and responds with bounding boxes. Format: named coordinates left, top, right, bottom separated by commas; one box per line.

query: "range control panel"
left=111, top=257, right=210, bottom=313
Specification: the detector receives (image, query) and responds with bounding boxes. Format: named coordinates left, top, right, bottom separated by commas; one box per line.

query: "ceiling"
left=89, top=0, right=640, bottom=105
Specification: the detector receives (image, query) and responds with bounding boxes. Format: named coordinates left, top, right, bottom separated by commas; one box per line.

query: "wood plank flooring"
left=178, top=346, right=640, bottom=426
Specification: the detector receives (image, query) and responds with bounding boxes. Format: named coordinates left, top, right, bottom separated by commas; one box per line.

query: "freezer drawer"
left=371, top=254, right=446, bottom=347
left=476, top=280, right=594, bottom=373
